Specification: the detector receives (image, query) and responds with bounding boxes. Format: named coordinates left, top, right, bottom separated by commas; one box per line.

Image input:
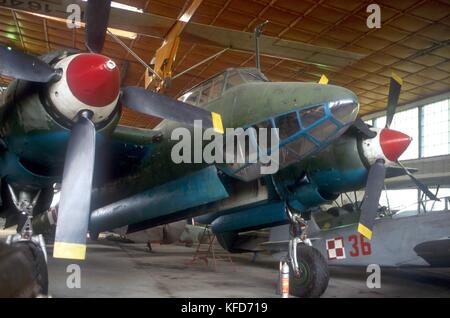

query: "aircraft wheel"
left=12, top=241, right=48, bottom=295
left=289, top=244, right=329, bottom=298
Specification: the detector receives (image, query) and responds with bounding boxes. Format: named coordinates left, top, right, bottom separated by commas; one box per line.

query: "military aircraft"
left=0, top=0, right=438, bottom=298
left=264, top=196, right=450, bottom=268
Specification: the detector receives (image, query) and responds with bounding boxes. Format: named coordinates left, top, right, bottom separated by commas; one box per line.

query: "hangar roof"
left=0, top=0, right=449, bottom=128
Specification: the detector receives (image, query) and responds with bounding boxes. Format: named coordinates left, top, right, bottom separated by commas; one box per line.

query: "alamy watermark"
left=66, top=4, right=81, bottom=29
left=65, top=3, right=382, bottom=30
left=367, top=4, right=381, bottom=29
left=66, top=264, right=81, bottom=289
left=171, top=121, right=280, bottom=175
left=366, top=264, right=381, bottom=289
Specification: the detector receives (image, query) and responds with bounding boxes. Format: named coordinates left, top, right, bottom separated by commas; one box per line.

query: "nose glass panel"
left=222, top=99, right=358, bottom=181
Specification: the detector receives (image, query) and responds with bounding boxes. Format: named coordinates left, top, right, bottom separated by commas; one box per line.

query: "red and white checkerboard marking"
left=326, top=237, right=346, bottom=260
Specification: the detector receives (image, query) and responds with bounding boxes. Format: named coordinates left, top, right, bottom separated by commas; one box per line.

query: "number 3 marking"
left=348, top=234, right=372, bottom=257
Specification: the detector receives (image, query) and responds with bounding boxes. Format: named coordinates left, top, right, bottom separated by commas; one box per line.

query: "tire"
left=0, top=243, right=37, bottom=297
left=289, top=244, right=329, bottom=298
left=13, top=241, right=48, bottom=295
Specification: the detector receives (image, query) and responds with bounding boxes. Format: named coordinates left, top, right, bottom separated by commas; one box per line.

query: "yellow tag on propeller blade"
left=212, top=112, right=224, bottom=134
left=53, top=242, right=86, bottom=260
left=357, top=223, right=373, bottom=240
left=319, top=74, right=329, bottom=85
left=391, top=72, right=403, bottom=86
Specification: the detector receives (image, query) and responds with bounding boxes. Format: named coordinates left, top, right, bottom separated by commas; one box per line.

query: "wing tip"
left=53, top=242, right=86, bottom=260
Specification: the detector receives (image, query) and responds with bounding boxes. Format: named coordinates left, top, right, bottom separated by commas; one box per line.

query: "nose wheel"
left=285, top=204, right=329, bottom=298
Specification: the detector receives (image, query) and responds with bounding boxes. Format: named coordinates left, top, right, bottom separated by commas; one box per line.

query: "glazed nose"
left=379, top=128, right=412, bottom=161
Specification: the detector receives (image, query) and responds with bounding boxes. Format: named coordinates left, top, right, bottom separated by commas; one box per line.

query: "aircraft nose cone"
left=66, top=53, right=120, bottom=107
left=329, top=98, right=359, bottom=125
left=322, top=85, right=359, bottom=125
left=379, top=128, right=412, bottom=161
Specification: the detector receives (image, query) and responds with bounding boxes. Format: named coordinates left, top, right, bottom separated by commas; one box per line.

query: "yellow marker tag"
left=212, top=112, right=224, bottom=134
left=391, top=72, right=403, bottom=86
left=319, top=74, right=329, bottom=85
left=357, top=223, right=373, bottom=240
left=53, top=242, right=86, bottom=260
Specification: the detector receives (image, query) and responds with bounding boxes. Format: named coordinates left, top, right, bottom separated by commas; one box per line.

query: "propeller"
left=50, top=91, right=222, bottom=259
left=0, top=0, right=223, bottom=259
left=85, top=0, right=112, bottom=53
left=0, top=46, right=61, bottom=83
left=357, top=73, right=439, bottom=240
left=51, top=90, right=222, bottom=259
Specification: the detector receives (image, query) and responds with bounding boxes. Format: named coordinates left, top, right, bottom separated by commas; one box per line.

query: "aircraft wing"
left=0, top=1, right=364, bottom=69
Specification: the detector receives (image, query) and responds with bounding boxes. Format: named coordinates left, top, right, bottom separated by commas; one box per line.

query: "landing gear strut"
left=285, top=204, right=329, bottom=298
left=5, top=185, right=49, bottom=295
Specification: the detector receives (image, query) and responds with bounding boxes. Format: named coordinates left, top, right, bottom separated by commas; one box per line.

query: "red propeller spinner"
left=49, top=53, right=121, bottom=124
left=66, top=54, right=120, bottom=107
left=379, top=128, right=412, bottom=162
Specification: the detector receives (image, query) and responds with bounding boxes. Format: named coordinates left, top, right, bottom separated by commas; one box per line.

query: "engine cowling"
left=48, top=53, right=121, bottom=125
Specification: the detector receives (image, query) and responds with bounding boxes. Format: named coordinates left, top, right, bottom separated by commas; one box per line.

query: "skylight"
left=82, top=1, right=143, bottom=13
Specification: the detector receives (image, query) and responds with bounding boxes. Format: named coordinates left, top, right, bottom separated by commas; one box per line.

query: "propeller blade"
left=350, top=118, right=377, bottom=139
left=396, top=161, right=439, bottom=201
left=53, top=112, right=96, bottom=260
left=85, top=0, right=112, bottom=53
left=385, top=72, right=402, bottom=128
left=121, top=86, right=224, bottom=134
left=0, top=46, right=60, bottom=82
left=358, top=159, right=386, bottom=240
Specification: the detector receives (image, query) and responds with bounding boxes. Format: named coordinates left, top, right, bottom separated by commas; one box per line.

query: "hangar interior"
left=0, top=0, right=449, bottom=298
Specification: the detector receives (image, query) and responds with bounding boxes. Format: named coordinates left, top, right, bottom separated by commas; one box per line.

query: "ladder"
left=187, top=225, right=235, bottom=272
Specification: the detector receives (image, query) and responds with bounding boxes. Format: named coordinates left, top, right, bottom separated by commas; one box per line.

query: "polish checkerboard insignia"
left=326, top=237, right=346, bottom=260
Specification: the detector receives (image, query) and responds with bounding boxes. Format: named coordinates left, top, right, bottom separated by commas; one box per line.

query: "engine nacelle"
left=48, top=53, right=121, bottom=125
left=287, top=183, right=338, bottom=211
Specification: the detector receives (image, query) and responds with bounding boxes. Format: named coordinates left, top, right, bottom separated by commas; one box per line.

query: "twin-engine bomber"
left=0, top=0, right=437, bottom=297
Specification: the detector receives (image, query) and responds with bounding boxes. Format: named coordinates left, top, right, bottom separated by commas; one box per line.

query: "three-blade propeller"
left=0, top=0, right=223, bottom=259
left=357, top=73, right=438, bottom=240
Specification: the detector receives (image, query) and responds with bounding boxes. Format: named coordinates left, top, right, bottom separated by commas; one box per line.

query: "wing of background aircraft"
left=0, top=0, right=364, bottom=70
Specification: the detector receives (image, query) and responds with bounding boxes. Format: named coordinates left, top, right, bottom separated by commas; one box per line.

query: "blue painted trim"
left=90, top=166, right=229, bottom=232
left=229, top=101, right=350, bottom=174
left=211, top=201, right=287, bottom=234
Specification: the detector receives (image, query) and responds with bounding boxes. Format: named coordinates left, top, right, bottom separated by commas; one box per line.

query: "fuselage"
left=0, top=52, right=357, bottom=208
left=0, top=51, right=409, bottom=237
left=267, top=208, right=450, bottom=268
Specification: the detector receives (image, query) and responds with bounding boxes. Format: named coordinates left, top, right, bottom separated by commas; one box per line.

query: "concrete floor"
left=47, top=238, right=450, bottom=298
left=2, top=227, right=450, bottom=297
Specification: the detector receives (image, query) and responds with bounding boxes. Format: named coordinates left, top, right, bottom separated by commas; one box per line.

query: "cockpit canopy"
left=178, top=68, right=269, bottom=107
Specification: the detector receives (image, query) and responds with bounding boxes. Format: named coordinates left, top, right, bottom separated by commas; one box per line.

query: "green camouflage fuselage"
left=0, top=61, right=362, bottom=233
